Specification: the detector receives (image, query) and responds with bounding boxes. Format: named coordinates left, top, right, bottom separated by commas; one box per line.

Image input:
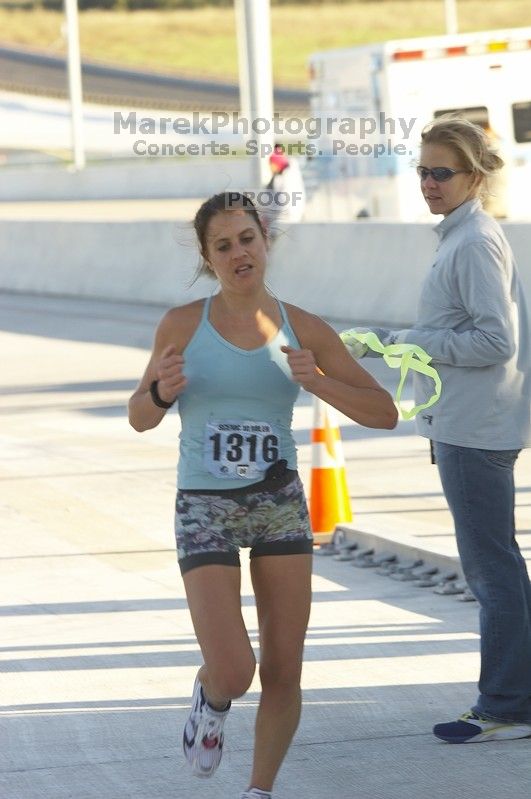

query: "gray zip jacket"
left=401, top=198, right=531, bottom=449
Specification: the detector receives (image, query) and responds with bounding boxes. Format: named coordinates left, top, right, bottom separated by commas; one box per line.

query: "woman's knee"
left=259, top=657, right=303, bottom=692
left=210, top=654, right=256, bottom=699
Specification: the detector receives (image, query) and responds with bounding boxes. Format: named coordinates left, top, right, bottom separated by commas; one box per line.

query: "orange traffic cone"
left=310, top=397, right=352, bottom=543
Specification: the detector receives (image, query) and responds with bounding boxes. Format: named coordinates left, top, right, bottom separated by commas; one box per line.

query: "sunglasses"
left=416, top=166, right=469, bottom=182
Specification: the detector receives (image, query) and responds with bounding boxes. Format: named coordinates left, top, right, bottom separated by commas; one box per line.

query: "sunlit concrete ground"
left=1, top=291, right=531, bottom=799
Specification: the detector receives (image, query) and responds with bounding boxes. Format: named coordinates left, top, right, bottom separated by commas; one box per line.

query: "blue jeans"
left=434, top=441, right=531, bottom=723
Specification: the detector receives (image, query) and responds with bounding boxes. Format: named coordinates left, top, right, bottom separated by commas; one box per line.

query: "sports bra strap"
left=201, top=295, right=213, bottom=321
left=278, top=300, right=290, bottom=326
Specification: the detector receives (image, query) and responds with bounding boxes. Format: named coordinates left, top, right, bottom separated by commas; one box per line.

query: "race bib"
left=204, top=420, right=280, bottom=480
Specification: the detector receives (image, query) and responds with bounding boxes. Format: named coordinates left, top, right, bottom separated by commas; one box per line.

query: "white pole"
left=234, top=0, right=251, bottom=124
left=64, top=0, right=85, bottom=170
left=234, top=0, right=274, bottom=188
left=444, top=0, right=458, bottom=35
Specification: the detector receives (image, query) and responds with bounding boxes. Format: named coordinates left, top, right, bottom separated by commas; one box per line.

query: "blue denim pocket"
left=483, top=449, right=520, bottom=468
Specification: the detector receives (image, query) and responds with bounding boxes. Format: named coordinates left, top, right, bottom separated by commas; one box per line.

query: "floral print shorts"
left=175, top=473, right=313, bottom=574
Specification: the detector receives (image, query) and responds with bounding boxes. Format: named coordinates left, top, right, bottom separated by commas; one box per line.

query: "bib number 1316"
left=204, top=420, right=280, bottom=480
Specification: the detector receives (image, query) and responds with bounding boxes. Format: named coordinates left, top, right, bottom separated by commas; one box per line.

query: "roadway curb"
left=330, top=522, right=464, bottom=578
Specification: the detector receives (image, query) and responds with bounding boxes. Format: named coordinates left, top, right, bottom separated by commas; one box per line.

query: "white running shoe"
left=240, top=790, right=272, bottom=799
left=183, top=677, right=230, bottom=778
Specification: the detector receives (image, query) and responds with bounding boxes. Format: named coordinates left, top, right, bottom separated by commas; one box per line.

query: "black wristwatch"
left=149, top=380, right=175, bottom=409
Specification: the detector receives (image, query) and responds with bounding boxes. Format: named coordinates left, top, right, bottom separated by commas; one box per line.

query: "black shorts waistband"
left=179, top=466, right=298, bottom=498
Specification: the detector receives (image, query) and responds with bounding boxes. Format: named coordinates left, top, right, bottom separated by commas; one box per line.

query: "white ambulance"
left=305, top=27, right=531, bottom=220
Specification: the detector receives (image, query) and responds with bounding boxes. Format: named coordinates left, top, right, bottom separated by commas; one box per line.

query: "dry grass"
left=0, top=1, right=530, bottom=87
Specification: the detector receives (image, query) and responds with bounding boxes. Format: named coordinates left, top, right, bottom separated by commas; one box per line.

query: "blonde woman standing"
left=357, top=118, right=531, bottom=743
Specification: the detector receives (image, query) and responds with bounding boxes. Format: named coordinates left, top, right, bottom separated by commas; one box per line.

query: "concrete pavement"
left=1, top=291, right=531, bottom=799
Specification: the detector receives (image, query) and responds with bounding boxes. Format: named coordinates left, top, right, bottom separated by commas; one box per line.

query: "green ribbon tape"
left=340, top=330, right=442, bottom=421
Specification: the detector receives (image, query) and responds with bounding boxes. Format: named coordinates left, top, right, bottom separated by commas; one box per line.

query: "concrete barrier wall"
left=0, top=159, right=254, bottom=201
left=1, top=220, right=531, bottom=325
left=0, top=219, right=209, bottom=308
left=267, top=222, right=435, bottom=325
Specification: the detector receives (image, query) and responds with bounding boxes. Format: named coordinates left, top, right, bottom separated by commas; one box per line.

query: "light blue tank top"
left=176, top=296, right=301, bottom=490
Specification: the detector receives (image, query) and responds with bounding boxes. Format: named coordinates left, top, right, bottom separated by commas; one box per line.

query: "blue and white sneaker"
left=183, top=676, right=231, bottom=777
left=434, top=710, right=531, bottom=743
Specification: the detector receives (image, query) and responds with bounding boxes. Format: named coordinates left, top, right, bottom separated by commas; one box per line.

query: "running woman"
left=128, top=191, right=397, bottom=798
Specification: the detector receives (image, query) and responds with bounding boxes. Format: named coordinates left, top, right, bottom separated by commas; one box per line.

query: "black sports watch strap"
left=149, top=380, right=175, bottom=409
